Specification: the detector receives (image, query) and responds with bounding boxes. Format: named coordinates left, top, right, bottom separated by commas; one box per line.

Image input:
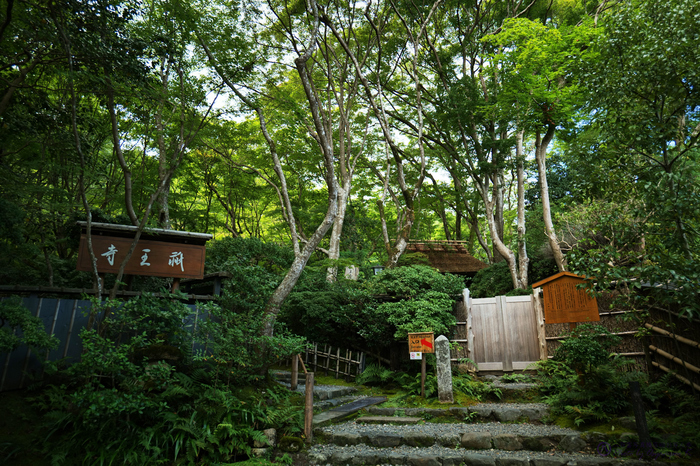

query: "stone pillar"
left=435, top=335, right=454, bottom=403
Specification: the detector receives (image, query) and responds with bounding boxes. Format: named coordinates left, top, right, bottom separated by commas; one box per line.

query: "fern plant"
left=356, top=363, right=395, bottom=386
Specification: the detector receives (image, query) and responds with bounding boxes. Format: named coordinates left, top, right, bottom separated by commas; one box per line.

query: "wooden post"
left=324, top=345, right=331, bottom=375
left=304, top=372, right=314, bottom=443
left=335, top=347, right=341, bottom=379
left=170, top=277, right=180, bottom=293
left=465, top=289, right=475, bottom=372
left=291, top=354, right=299, bottom=391
left=533, top=288, right=548, bottom=361
left=629, top=381, right=652, bottom=450
left=421, top=353, right=427, bottom=397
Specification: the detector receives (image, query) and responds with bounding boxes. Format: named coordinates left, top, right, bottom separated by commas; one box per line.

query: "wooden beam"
left=649, top=345, right=700, bottom=375
left=652, top=361, right=700, bottom=391
left=645, top=324, right=700, bottom=349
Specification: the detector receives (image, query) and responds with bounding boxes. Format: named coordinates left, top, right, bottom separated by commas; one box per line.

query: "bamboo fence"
left=301, top=343, right=365, bottom=381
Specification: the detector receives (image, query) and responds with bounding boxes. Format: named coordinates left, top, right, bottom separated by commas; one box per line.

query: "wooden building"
left=406, top=241, right=488, bottom=277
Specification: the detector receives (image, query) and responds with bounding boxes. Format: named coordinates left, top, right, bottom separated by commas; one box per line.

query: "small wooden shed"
left=406, top=241, right=488, bottom=276
left=531, top=271, right=600, bottom=324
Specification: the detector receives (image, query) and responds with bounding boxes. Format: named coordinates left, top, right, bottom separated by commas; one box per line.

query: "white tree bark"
left=515, top=130, right=529, bottom=288
left=535, top=124, right=566, bottom=272
left=199, top=0, right=338, bottom=337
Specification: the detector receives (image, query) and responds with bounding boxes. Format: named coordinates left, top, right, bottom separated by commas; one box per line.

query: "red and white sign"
left=408, top=332, right=435, bottom=354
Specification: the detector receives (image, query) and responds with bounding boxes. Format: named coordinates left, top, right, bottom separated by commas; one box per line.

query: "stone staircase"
left=307, top=404, right=659, bottom=465
left=271, top=372, right=669, bottom=465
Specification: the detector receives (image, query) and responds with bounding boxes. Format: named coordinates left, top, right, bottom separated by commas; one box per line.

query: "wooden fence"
left=301, top=343, right=365, bottom=380
left=543, top=290, right=647, bottom=373
left=0, top=292, right=213, bottom=392
left=646, top=306, right=700, bottom=393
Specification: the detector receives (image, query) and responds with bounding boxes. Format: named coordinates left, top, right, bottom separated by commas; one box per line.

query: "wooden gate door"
left=465, top=293, right=545, bottom=372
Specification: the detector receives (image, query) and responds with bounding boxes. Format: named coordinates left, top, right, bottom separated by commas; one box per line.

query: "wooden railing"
left=302, top=343, right=365, bottom=380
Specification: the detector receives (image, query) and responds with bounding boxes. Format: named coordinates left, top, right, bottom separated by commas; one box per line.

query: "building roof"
left=531, top=271, right=591, bottom=288
left=406, top=241, right=488, bottom=274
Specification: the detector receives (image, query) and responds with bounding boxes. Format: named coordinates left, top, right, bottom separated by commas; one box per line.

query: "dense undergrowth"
left=534, top=324, right=700, bottom=458
left=1, top=290, right=306, bottom=465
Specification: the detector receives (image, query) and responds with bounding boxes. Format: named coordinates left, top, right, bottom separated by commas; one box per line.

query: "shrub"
left=468, top=261, right=513, bottom=298
left=0, top=296, right=59, bottom=353
left=39, top=294, right=304, bottom=464
left=536, top=324, right=644, bottom=426
left=553, top=323, right=621, bottom=374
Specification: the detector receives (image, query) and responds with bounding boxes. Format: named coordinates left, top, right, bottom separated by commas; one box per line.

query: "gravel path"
left=319, top=419, right=578, bottom=437
left=307, top=444, right=616, bottom=464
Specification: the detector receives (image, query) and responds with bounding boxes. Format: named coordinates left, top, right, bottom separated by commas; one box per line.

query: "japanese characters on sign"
left=77, top=235, right=206, bottom=279
left=408, top=332, right=435, bottom=354
left=531, top=271, right=600, bottom=324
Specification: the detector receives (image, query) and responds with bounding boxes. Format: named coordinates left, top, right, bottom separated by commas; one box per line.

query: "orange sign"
left=408, top=332, right=435, bottom=354
left=532, top=272, right=600, bottom=324
left=76, top=234, right=206, bottom=279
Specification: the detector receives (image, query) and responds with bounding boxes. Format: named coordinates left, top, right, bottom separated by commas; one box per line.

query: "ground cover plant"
left=357, top=360, right=502, bottom=409
left=1, top=291, right=307, bottom=465
left=534, top=323, right=700, bottom=460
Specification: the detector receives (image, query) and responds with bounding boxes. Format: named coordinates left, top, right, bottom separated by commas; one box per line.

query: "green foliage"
left=500, top=373, right=534, bottom=384
left=37, top=294, right=304, bottom=464
left=536, top=323, right=644, bottom=426
left=553, top=323, right=621, bottom=374
left=0, top=297, right=59, bottom=354
left=206, top=237, right=294, bottom=314
left=197, top=302, right=306, bottom=385
left=452, top=375, right=502, bottom=402
left=469, top=261, right=514, bottom=298
left=367, top=266, right=462, bottom=340
left=355, top=363, right=395, bottom=386
left=367, top=265, right=464, bottom=297
left=377, top=291, right=457, bottom=339
left=280, top=265, right=462, bottom=351
left=280, top=282, right=378, bottom=349
left=643, top=374, right=700, bottom=448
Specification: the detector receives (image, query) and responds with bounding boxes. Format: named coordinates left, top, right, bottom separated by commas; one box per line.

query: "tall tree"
left=387, top=0, right=538, bottom=288
left=484, top=18, right=597, bottom=272
left=196, top=0, right=341, bottom=337
left=573, top=0, right=700, bottom=315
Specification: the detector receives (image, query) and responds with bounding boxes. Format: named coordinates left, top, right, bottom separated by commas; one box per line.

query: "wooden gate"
left=458, top=290, right=546, bottom=372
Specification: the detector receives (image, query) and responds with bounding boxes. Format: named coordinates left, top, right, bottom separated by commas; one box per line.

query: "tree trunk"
left=326, top=185, right=349, bottom=282
left=515, top=130, right=529, bottom=288
left=535, top=125, right=566, bottom=272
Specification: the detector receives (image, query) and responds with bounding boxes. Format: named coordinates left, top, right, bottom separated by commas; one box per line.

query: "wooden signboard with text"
left=76, top=234, right=206, bottom=279
left=531, top=271, right=599, bottom=324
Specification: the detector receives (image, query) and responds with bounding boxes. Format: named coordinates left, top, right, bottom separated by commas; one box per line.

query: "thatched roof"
left=406, top=241, right=488, bottom=275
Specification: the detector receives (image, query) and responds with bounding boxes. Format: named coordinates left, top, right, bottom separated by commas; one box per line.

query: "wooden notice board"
left=531, top=272, right=599, bottom=324
left=77, top=234, right=206, bottom=279
left=408, top=332, right=435, bottom=354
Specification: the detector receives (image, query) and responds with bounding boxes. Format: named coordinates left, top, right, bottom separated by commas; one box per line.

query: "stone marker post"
left=435, top=335, right=454, bottom=403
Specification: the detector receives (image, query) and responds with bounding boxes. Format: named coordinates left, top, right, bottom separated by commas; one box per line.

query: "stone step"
left=307, top=444, right=648, bottom=465
left=365, top=403, right=549, bottom=423
left=313, top=396, right=388, bottom=427
left=272, top=371, right=358, bottom=401
left=358, top=416, right=423, bottom=425
left=314, top=421, right=590, bottom=453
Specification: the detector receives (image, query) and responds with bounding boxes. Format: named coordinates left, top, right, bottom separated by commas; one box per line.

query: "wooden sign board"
left=76, top=234, right=206, bottom=279
left=408, top=332, right=435, bottom=354
left=531, top=272, right=599, bottom=324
